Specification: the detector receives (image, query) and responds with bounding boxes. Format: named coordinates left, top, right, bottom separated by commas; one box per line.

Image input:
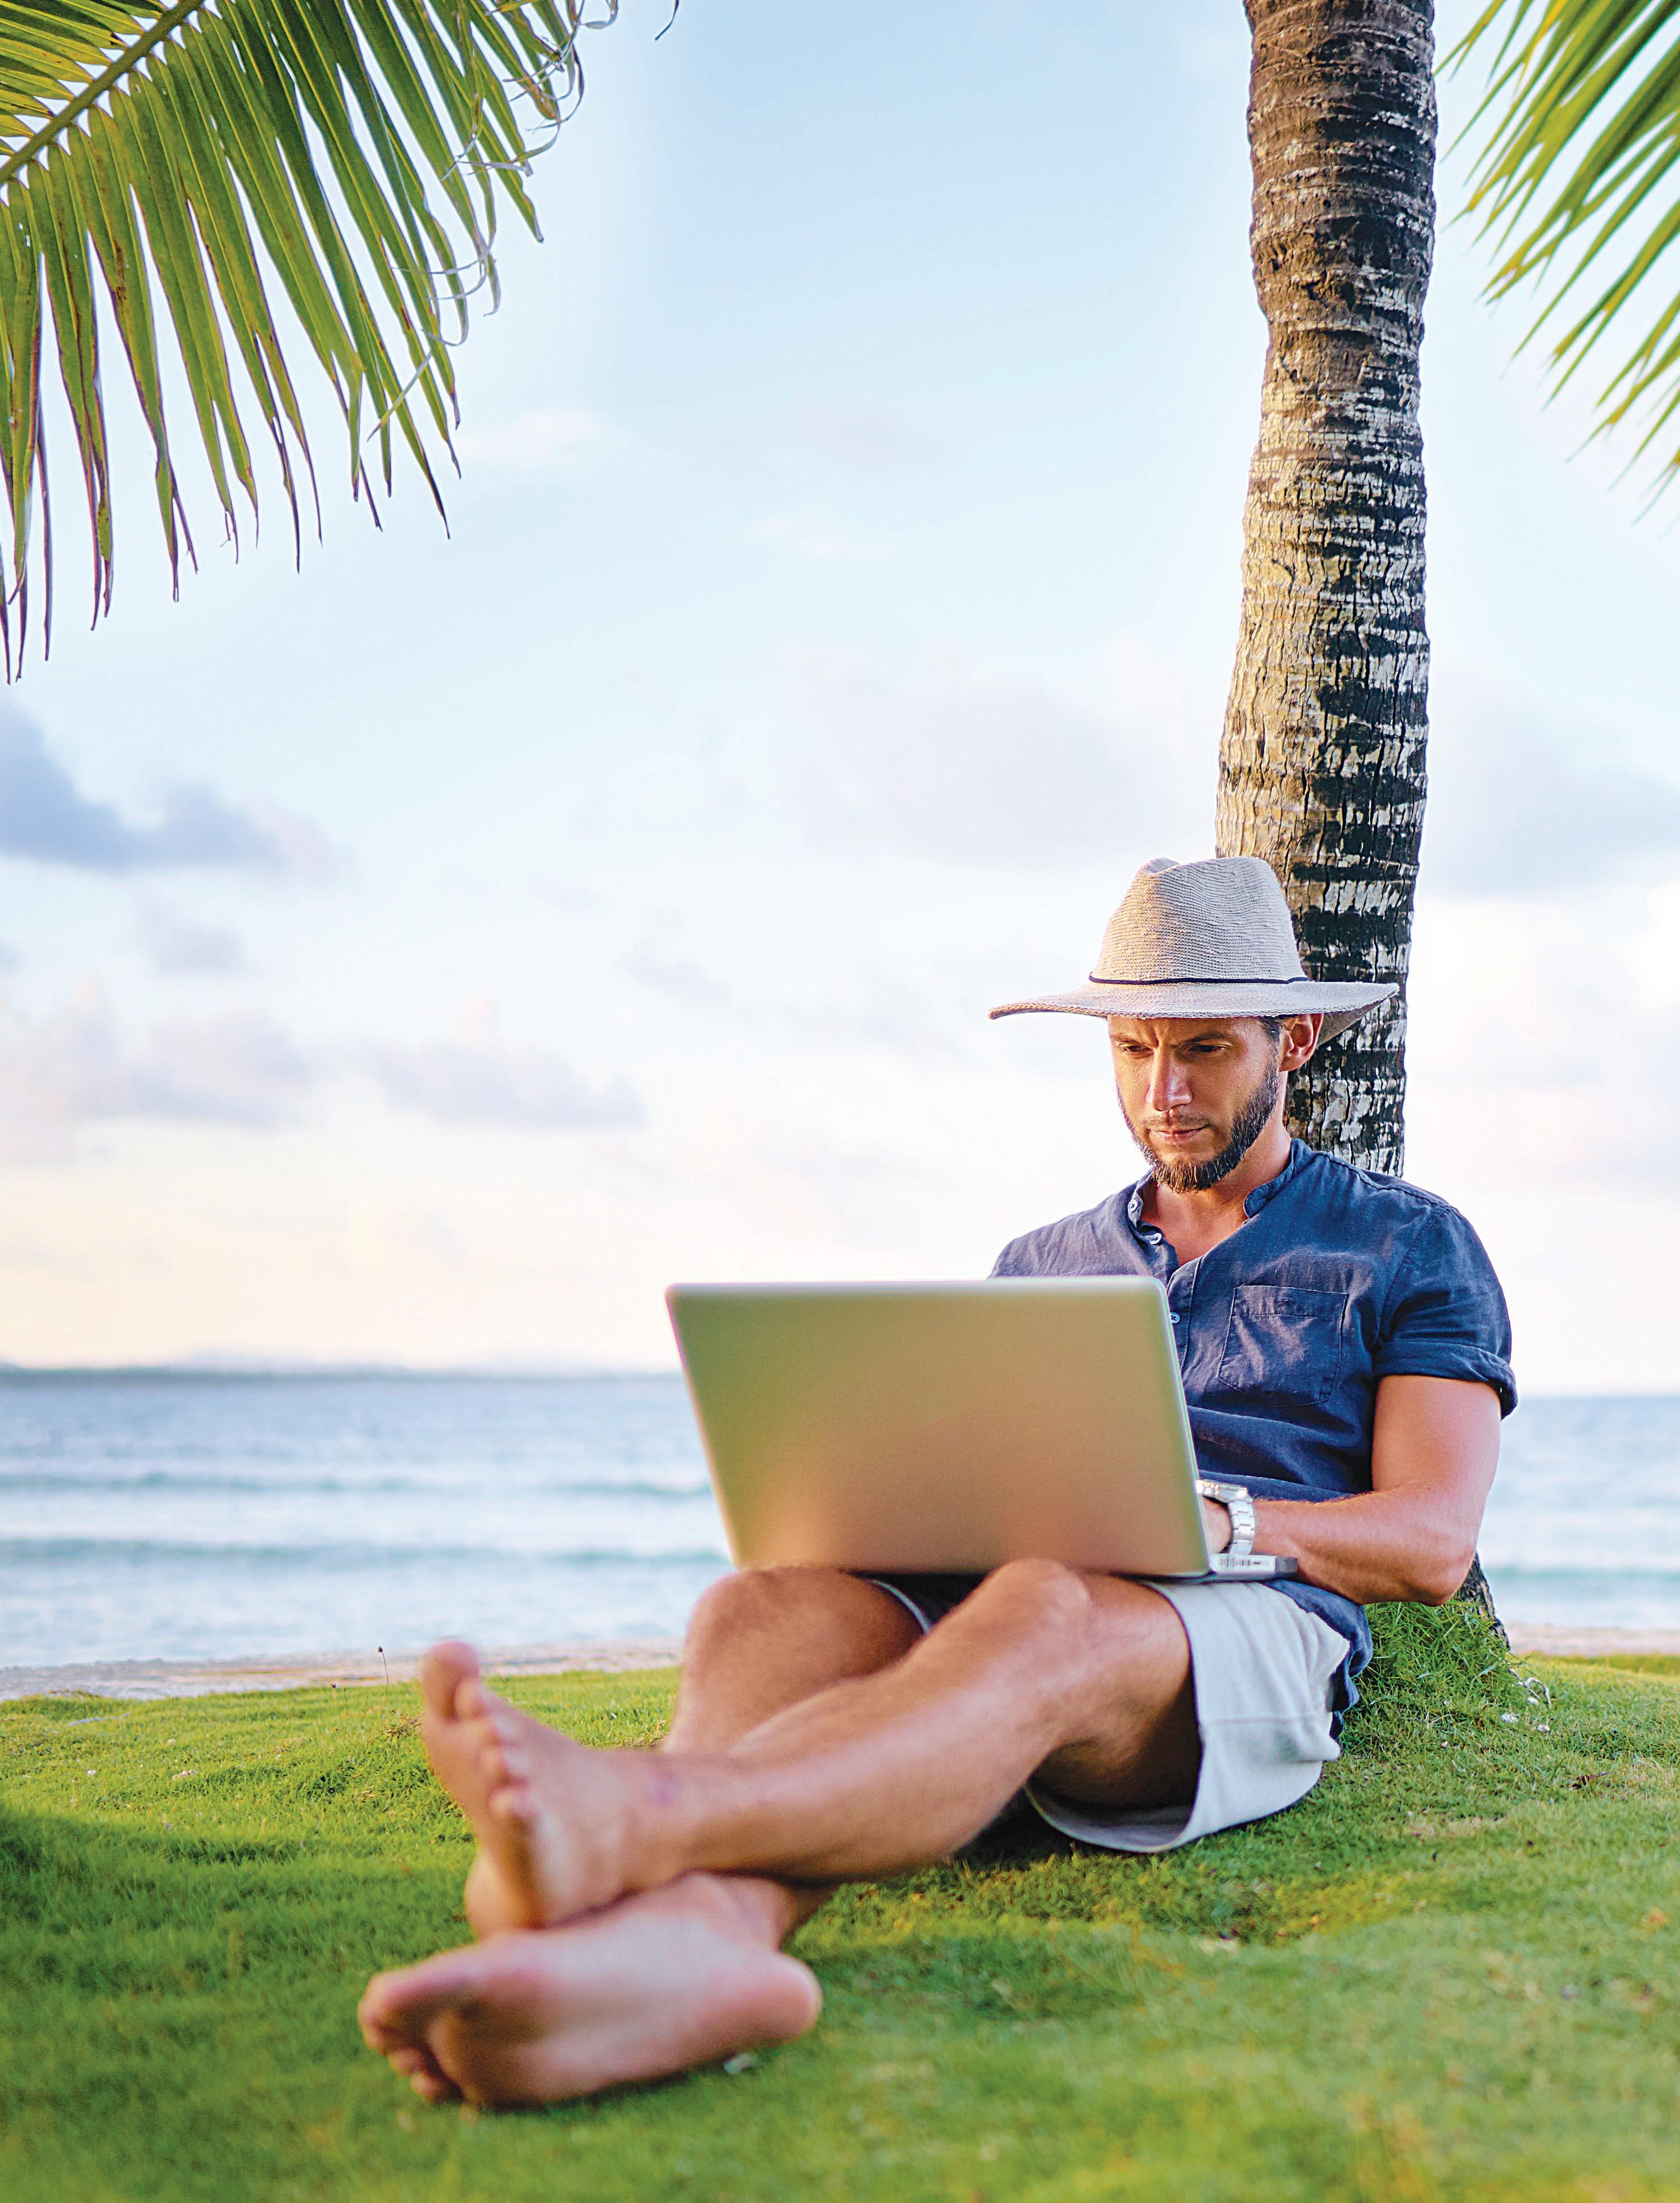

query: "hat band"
left=1087, top=971, right=1310, bottom=987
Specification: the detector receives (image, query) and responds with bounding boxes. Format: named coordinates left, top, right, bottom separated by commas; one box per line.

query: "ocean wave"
left=1483, top=1565, right=1680, bottom=1587
left=0, top=1538, right=730, bottom=1569
left=0, top=1469, right=711, bottom=1500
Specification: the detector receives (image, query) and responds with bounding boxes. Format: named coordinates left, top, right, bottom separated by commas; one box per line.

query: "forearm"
left=1249, top=1489, right=1479, bottom=1606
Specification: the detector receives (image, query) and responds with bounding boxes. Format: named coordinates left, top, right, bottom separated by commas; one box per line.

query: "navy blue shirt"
left=991, top=1141, right=1515, bottom=1715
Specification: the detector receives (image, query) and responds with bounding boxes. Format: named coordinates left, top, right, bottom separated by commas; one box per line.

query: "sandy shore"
left=0, top=1638, right=684, bottom=1703
left=1504, top=1623, right=1680, bottom=1661
left=3, top=1621, right=1677, bottom=1703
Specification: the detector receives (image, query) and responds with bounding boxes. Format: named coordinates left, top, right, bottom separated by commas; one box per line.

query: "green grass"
left=5, top=1620, right=1680, bottom=2202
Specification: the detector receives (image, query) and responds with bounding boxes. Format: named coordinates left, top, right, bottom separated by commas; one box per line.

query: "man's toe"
left=487, top=1780, right=540, bottom=1830
left=411, top=2065, right=462, bottom=2103
left=359, top=1974, right=407, bottom=2049
left=478, top=1737, right=528, bottom=1787
left=420, top=1641, right=481, bottom=1720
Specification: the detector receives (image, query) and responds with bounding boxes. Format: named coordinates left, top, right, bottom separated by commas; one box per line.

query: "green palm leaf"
left=1455, top=0, right=1680, bottom=487
left=0, top=0, right=598, bottom=668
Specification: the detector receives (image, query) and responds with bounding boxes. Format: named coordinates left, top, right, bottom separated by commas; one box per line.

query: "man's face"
left=1108, top=1016, right=1320, bottom=1193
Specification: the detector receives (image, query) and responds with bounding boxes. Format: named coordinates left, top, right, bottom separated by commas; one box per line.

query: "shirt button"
left=1170, top=1313, right=1181, bottom=1325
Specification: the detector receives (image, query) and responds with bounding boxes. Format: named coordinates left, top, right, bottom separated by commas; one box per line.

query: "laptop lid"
left=666, top=1278, right=1216, bottom=1577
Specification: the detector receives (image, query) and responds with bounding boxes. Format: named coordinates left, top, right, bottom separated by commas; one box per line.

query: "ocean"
left=2, top=1374, right=1677, bottom=1669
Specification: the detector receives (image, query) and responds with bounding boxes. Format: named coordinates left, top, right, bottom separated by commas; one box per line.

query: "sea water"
left=2, top=1374, right=1677, bottom=1667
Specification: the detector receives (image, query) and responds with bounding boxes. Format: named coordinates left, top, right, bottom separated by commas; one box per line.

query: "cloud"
left=0, top=987, right=314, bottom=1156
left=361, top=1039, right=643, bottom=1130
left=0, top=709, right=334, bottom=879
left=137, top=900, right=247, bottom=975
left=456, top=405, right=646, bottom=474
left=715, top=401, right=944, bottom=478
left=1405, top=882, right=1680, bottom=1194
left=620, top=944, right=971, bottom=1060
left=1424, top=704, right=1680, bottom=897
left=790, top=645, right=1210, bottom=866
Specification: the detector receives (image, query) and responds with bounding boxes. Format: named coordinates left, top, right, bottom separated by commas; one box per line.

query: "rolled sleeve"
left=1374, top=1207, right=1517, bottom=1415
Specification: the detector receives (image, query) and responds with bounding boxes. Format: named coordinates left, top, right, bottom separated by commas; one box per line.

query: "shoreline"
left=1502, top=1622, right=1680, bottom=1659
left=3, top=1621, right=1678, bottom=1703
left=0, top=1638, right=685, bottom=1703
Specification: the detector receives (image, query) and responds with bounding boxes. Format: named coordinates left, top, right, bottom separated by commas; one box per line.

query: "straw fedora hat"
left=990, top=856, right=1395, bottom=1041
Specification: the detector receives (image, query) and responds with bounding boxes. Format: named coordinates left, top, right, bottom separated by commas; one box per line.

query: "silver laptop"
left=666, top=1278, right=1295, bottom=1581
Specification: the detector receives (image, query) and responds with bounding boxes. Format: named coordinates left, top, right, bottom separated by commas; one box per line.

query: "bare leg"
left=373, top=1572, right=919, bottom=2100
left=360, top=1873, right=823, bottom=2106
left=451, top=1567, right=922, bottom=1937
left=370, top=1565, right=1197, bottom=2104
left=427, top=1559, right=1195, bottom=1926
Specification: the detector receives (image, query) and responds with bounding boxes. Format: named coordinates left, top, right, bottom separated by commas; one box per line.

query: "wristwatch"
left=1195, top=1478, right=1256, bottom=1561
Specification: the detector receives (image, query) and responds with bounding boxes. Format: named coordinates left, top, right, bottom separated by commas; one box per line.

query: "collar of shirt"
left=1123, top=1138, right=1311, bottom=1257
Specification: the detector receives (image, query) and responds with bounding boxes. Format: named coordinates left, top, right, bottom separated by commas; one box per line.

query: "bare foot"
left=358, top=1875, right=822, bottom=2105
left=420, top=1642, right=692, bottom=1931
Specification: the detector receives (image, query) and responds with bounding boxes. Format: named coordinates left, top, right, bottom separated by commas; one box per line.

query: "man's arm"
left=1202, top=1374, right=1502, bottom=1606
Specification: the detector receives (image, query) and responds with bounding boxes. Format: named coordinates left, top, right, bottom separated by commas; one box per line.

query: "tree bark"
left=1217, top=0, right=1435, bottom=1179
left=1218, top=4, right=1498, bottom=1631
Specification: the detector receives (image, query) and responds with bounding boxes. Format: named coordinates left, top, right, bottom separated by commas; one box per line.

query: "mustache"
left=1122, top=1065, right=1282, bottom=1193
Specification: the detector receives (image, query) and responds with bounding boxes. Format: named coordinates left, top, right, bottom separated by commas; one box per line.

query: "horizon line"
left=0, top=1357, right=680, bottom=1381
left=0, top=1360, right=1671, bottom=1406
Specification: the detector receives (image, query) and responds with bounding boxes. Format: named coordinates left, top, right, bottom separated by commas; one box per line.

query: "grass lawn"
left=5, top=1619, right=1680, bottom=2202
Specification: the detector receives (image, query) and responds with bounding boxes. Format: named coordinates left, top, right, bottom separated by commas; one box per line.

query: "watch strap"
left=1195, top=1478, right=1256, bottom=1561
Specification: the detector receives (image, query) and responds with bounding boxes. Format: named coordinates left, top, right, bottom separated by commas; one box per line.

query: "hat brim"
left=988, top=980, right=1396, bottom=1044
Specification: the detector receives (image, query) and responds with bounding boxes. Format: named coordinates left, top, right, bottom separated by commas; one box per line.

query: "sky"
left=1, top=0, right=1678, bottom=1392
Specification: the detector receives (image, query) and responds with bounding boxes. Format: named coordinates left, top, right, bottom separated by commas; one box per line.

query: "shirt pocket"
left=1216, top=1286, right=1350, bottom=1408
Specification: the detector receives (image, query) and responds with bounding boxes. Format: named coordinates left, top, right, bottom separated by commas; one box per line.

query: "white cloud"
left=788, top=644, right=1210, bottom=866
left=0, top=987, right=314, bottom=1157
left=359, top=1038, right=643, bottom=1129
left=619, top=943, right=972, bottom=1061
left=0, top=707, right=335, bottom=879
left=1424, top=697, right=1680, bottom=896
left=137, top=900, right=247, bottom=975
left=0, top=980, right=647, bottom=1158
left=456, top=405, right=647, bottom=474
left=1408, top=886, right=1680, bottom=1190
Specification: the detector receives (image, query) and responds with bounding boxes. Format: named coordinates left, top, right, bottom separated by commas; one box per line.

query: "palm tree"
left=0, top=0, right=596, bottom=671
left=4, top=0, right=1672, bottom=1166
left=1216, top=0, right=1435, bottom=1180
left=1219, top=0, right=1680, bottom=1177
left=1215, top=0, right=1678, bottom=1627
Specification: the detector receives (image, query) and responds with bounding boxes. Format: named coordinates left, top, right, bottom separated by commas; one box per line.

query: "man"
left=359, top=855, right=1513, bottom=2106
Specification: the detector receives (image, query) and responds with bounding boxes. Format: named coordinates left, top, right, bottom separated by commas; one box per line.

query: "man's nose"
left=1146, top=1050, right=1190, bottom=1114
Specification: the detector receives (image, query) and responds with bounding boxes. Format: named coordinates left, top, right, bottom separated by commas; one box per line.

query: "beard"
left=1125, top=1059, right=1283, bottom=1194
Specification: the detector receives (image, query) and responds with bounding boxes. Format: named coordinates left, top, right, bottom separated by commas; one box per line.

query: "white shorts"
left=866, top=1574, right=1349, bottom=1855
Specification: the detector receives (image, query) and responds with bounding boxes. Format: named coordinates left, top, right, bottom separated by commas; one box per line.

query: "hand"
left=1200, top=1497, right=1233, bottom=1555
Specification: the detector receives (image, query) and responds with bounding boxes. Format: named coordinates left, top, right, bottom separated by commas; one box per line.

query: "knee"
left=685, top=1564, right=862, bottom=1648
left=973, top=1557, right=1092, bottom=1635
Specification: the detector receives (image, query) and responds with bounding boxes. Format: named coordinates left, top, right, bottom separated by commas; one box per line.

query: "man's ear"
left=1279, top=1014, right=1322, bottom=1072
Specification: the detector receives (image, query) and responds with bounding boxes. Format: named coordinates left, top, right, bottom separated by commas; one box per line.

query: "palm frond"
left=1454, top=1, right=1680, bottom=489
left=0, top=0, right=601, bottom=669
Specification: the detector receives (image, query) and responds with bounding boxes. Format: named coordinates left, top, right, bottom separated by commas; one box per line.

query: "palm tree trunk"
left=1218, top=3, right=1498, bottom=1629
left=1216, top=0, right=1436, bottom=1179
